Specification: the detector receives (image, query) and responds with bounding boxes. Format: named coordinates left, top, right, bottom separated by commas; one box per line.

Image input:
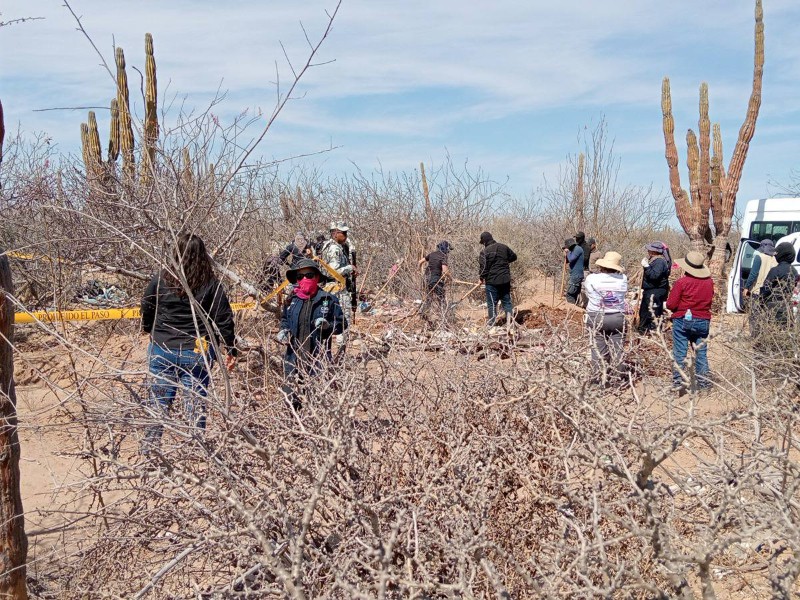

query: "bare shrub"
left=512, top=119, right=673, bottom=278
left=10, top=301, right=800, bottom=598
left=5, top=6, right=800, bottom=598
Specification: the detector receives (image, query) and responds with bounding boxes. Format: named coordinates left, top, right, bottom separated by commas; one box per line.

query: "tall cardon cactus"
left=108, top=98, right=120, bottom=163
left=661, top=0, right=764, bottom=278
left=115, top=47, right=135, bottom=179
left=141, top=33, right=158, bottom=182
left=86, top=111, right=102, bottom=176
left=79, top=34, right=165, bottom=188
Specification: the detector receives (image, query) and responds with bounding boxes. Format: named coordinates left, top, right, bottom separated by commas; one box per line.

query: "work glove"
left=276, top=329, right=290, bottom=345
left=339, top=265, right=354, bottom=275
left=641, top=258, right=649, bottom=268
left=314, top=317, right=331, bottom=331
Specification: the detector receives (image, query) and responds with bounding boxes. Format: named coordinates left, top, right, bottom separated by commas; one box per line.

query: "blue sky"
left=2, top=0, right=799, bottom=211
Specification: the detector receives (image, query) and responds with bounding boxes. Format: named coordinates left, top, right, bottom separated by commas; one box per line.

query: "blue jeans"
left=485, top=283, right=513, bottom=326
left=143, top=343, right=214, bottom=453
left=672, top=317, right=710, bottom=389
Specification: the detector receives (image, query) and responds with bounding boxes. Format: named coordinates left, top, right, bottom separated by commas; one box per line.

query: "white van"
left=727, top=197, right=800, bottom=312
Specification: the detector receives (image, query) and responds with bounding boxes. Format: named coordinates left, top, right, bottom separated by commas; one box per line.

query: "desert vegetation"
left=1, top=0, right=800, bottom=598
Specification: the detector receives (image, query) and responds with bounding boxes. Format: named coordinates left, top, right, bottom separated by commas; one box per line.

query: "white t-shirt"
left=585, top=272, right=628, bottom=313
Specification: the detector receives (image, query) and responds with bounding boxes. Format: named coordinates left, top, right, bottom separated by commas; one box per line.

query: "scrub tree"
left=0, top=99, right=29, bottom=600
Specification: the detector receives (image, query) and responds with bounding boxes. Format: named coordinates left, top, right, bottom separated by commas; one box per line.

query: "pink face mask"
left=295, top=276, right=319, bottom=299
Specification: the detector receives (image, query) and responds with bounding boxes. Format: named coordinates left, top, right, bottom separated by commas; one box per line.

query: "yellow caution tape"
left=231, top=302, right=256, bottom=311
left=14, top=307, right=141, bottom=324
left=4, top=251, right=69, bottom=264
left=11, top=257, right=345, bottom=323
left=313, top=257, right=346, bottom=292
left=14, top=302, right=257, bottom=324
left=262, top=279, right=290, bottom=304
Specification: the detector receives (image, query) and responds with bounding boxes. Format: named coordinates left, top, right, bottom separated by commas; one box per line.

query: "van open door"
left=727, top=239, right=760, bottom=312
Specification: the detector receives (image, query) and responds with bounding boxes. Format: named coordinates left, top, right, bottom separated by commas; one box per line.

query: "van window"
left=749, top=221, right=794, bottom=241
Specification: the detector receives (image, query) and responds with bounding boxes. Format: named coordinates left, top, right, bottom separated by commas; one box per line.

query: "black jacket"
left=580, top=242, right=593, bottom=271
left=141, top=275, right=237, bottom=354
left=642, top=256, right=671, bottom=291
left=280, top=289, right=346, bottom=368
left=572, top=232, right=595, bottom=271
left=479, top=241, right=517, bottom=286
left=759, top=244, right=798, bottom=325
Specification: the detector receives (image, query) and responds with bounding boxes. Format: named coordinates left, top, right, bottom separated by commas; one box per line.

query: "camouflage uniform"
left=321, top=223, right=354, bottom=345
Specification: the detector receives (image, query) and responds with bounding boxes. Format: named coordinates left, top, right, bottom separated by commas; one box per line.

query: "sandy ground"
left=10, top=274, right=783, bottom=596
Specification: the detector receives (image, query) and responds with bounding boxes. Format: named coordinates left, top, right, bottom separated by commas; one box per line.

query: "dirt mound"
left=516, top=303, right=584, bottom=336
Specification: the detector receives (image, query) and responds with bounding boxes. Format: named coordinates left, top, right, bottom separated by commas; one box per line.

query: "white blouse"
left=584, top=272, right=628, bottom=314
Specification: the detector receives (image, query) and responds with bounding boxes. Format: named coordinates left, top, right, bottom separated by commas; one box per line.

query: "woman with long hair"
left=140, top=233, right=237, bottom=454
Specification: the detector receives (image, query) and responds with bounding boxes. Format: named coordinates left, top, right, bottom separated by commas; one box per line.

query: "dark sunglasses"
left=296, top=272, right=318, bottom=280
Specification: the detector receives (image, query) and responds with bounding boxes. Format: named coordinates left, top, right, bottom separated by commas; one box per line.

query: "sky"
left=2, top=0, right=800, bottom=212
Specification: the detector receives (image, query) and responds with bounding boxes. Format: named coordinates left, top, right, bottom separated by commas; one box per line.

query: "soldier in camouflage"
left=321, top=221, right=355, bottom=348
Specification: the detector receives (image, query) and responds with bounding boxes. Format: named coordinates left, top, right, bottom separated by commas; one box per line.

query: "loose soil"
left=11, top=273, right=785, bottom=597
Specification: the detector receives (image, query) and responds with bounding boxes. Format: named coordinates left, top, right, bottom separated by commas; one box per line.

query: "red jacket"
left=666, top=275, right=714, bottom=320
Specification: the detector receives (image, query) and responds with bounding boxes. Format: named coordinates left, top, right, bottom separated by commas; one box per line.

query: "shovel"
left=448, top=281, right=482, bottom=309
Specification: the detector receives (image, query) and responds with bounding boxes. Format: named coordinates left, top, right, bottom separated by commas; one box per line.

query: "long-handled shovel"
left=448, top=281, right=482, bottom=310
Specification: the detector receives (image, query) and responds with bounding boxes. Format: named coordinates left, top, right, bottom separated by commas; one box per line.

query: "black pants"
left=421, top=279, right=448, bottom=323
left=638, top=288, right=668, bottom=332
left=565, top=275, right=583, bottom=305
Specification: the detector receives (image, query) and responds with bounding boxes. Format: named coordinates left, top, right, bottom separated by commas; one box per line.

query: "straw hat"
left=675, top=251, right=711, bottom=278
left=594, top=251, right=625, bottom=273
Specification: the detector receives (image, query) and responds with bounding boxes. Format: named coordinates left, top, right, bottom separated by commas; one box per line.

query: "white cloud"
left=1, top=0, right=798, bottom=202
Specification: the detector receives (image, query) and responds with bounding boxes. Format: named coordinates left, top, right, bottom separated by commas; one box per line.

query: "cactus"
left=710, top=124, right=724, bottom=235
left=115, top=47, right=135, bottom=178
left=420, top=162, right=432, bottom=226
left=207, top=162, right=216, bottom=192
left=181, top=147, right=193, bottom=190
left=80, top=112, right=104, bottom=186
left=142, top=33, right=158, bottom=181
left=79, top=36, right=165, bottom=185
left=279, top=190, right=291, bottom=222
left=575, top=153, right=585, bottom=232
left=80, top=123, right=90, bottom=177
left=685, top=128, right=702, bottom=238
left=721, top=0, right=764, bottom=231
left=661, top=77, right=701, bottom=248
left=697, top=84, right=712, bottom=221
left=295, top=186, right=304, bottom=215
left=661, top=0, right=764, bottom=268
left=108, top=98, right=119, bottom=163
left=87, top=111, right=102, bottom=170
